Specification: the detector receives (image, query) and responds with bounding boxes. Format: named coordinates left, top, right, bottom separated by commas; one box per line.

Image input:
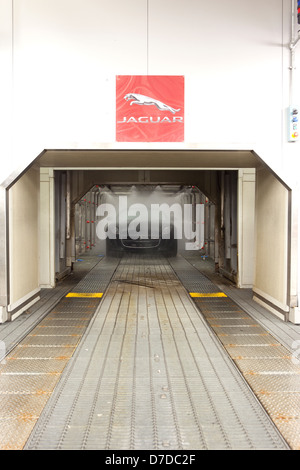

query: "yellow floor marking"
left=66, top=293, right=103, bottom=298
left=190, top=292, right=227, bottom=298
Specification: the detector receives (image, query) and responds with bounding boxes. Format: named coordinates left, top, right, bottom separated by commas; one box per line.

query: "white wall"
left=40, top=168, right=55, bottom=288
left=238, top=169, right=255, bottom=288
left=254, top=167, right=290, bottom=320
left=1, top=0, right=300, bottom=321
left=0, top=0, right=13, bottom=180
left=0, top=0, right=298, bottom=180
left=8, top=167, right=40, bottom=319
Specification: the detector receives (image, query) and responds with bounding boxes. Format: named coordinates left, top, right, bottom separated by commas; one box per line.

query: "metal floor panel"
left=0, top=256, right=119, bottom=450
left=183, top=253, right=300, bottom=357
left=0, top=255, right=104, bottom=355
left=169, top=255, right=300, bottom=450
left=25, top=254, right=288, bottom=450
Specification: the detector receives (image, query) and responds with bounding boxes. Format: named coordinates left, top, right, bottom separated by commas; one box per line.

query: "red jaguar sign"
left=116, top=75, right=184, bottom=142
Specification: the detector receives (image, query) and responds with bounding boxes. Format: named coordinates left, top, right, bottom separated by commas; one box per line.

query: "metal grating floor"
left=0, top=256, right=119, bottom=450
left=169, top=255, right=300, bottom=450
left=0, top=254, right=105, bottom=355
left=24, top=255, right=288, bottom=450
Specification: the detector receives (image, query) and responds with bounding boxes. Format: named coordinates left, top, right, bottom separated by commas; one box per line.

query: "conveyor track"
left=0, top=256, right=118, bottom=450
left=23, top=254, right=288, bottom=450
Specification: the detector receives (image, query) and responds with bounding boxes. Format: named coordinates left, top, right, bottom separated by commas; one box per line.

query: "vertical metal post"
left=0, top=186, right=8, bottom=322
left=224, top=173, right=231, bottom=260
left=59, top=173, right=66, bottom=260
left=66, top=170, right=71, bottom=240
left=91, top=189, right=95, bottom=248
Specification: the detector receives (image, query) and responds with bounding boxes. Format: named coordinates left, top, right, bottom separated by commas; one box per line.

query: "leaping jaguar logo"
left=124, top=93, right=180, bottom=114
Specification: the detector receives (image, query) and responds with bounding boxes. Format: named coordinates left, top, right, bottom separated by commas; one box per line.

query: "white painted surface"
left=9, top=167, right=40, bottom=309
left=0, top=0, right=299, bottom=321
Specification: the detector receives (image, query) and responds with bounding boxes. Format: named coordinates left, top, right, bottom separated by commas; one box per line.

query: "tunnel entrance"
left=55, top=169, right=241, bottom=289
left=0, top=149, right=293, bottom=323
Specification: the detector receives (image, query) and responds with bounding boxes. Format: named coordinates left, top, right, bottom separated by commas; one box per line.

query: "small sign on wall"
left=287, top=106, right=299, bottom=142
left=116, top=75, right=184, bottom=142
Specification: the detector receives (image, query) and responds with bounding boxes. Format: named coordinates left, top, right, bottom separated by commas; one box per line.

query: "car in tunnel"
left=106, top=216, right=177, bottom=257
